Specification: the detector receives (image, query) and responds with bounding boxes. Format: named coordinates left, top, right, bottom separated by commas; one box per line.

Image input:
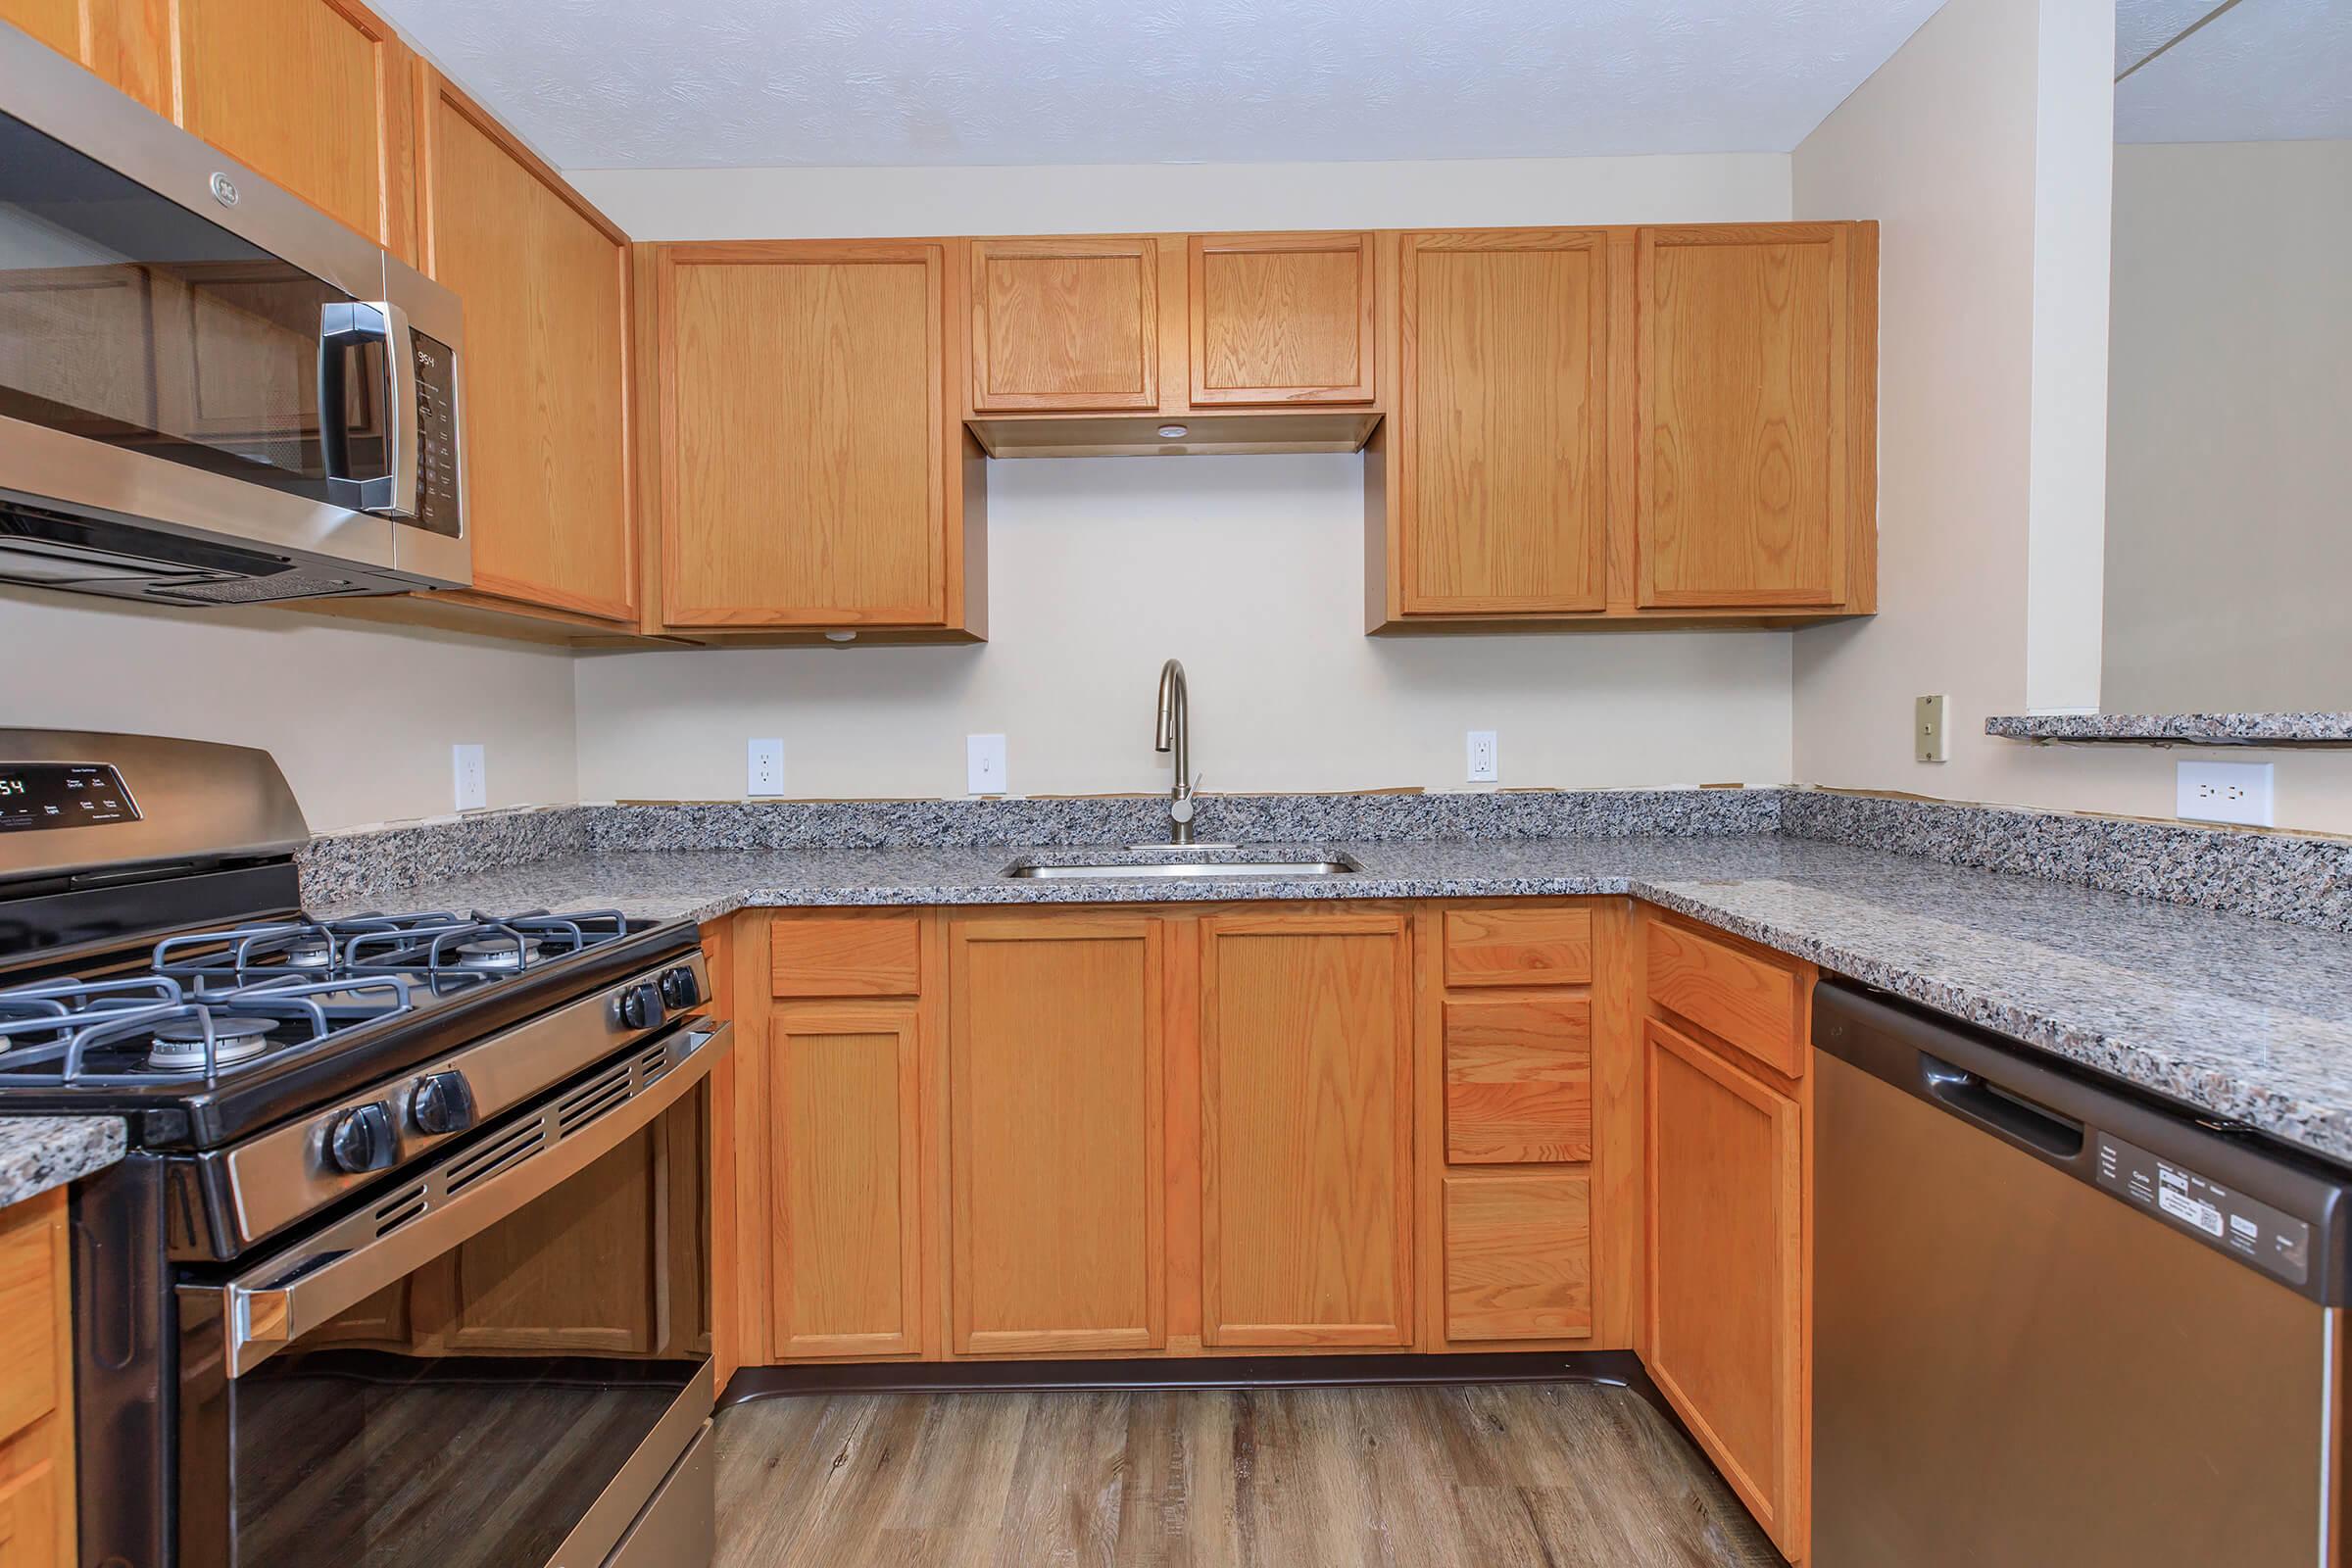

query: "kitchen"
left=0, top=0, right=2345, bottom=1563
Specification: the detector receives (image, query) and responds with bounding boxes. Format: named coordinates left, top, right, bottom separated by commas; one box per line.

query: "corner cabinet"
left=645, top=241, right=987, bottom=640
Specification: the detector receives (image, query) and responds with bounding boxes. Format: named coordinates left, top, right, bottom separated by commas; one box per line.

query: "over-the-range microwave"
left=0, top=20, right=468, bottom=605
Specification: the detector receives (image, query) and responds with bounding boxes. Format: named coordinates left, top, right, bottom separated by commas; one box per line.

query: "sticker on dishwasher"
left=2094, top=1132, right=2311, bottom=1288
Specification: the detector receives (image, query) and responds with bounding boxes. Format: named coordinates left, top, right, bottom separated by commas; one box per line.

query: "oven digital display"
left=0, top=763, right=140, bottom=831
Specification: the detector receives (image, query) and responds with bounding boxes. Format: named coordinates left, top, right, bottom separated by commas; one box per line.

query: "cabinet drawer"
left=1645, top=919, right=1802, bottom=1078
left=770, top=915, right=923, bottom=998
left=1441, top=906, right=1592, bottom=989
left=1444, top=997, right=1592, bottom=1164
left=0, top=1199, right=59, bottom=1446
left=1443, top=1174, right=1592, bottom=1342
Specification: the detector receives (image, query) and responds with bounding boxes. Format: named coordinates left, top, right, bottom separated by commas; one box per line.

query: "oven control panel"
left=0, top=762, right=140, bottom=832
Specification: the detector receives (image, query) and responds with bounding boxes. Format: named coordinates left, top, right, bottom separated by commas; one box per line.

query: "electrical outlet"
left=747, top=738, right=785, bottom=798
left=1466, top=730, right=1498, bottom=784
left=967, top=734, right=1007, bottom=796
left=451, top=744, right=486, bottom=811
left=2177, top=760, right=2274, bottom=827
left=1915, top=695, right=1948, bottom=763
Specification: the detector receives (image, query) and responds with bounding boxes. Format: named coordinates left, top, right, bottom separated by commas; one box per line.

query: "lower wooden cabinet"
left=1643, top=1015, right=1808, bottom=1559
left=0, top=1189, right=74, bottom=1568
left=1441, top=1173, right=1592, bottom=1342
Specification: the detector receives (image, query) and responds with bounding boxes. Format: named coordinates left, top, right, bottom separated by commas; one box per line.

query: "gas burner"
left=147, top=1015, right=274, bottom=1071
left=449, top=935, right=542, bottom=972
left=281, top=936, right=334, bottom=969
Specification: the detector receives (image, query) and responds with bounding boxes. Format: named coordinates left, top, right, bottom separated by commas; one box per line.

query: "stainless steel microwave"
left=0, top=21, right=468, bottom=605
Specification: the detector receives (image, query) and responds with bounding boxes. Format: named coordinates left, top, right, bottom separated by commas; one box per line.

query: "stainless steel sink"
left=1005, top=859, right=1356, bottom=880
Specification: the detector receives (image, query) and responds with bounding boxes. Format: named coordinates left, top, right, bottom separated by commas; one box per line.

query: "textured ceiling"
left=371, top=0, right=1951, bottom=170
left=2116, top=0, right=2352, bottom=142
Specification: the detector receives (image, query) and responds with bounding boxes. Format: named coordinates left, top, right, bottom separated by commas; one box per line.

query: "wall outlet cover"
left=1914, top=695, right=1949, bottom=763
left=1466, top=730, right=1498, bottom=784
left=747, top=738, right=785, bottom=798
left=2176, top=760, right=2274, bottom=827
left=967, top=734, right=1008, bottom=796
left=451, top=744, right=486, bottom=811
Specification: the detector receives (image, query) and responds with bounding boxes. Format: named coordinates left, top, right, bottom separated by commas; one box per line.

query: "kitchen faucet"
left=1153, top=659, right=1197, bottom=846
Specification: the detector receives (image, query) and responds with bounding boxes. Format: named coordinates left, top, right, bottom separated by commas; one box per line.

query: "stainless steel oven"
left=0, top=19, right=468, bottom=604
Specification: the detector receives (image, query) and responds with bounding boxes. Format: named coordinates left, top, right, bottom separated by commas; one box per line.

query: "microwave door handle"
left=210, top=1019, right=732, bottom=1378
left=317, top=300, right=417, bottom=518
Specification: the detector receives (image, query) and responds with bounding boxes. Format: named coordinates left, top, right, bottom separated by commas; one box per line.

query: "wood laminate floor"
left=712, top=1381, right=1782, bottom=1567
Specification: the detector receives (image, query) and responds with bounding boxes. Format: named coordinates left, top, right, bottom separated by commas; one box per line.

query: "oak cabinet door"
left=766, top=1004, right=924, bottom=1358
left=1199, top=908, right=1413, bottom=1347
left=947, top=914, right=1165, bottom=1354
left=1442, top=1173, right=1592, bottom=1343
left=1636, top=222, right=1851, bottom=609
left=1644, top=1016, right=1806, bottom=1558
left=0, top=0, right=167, bottom=108
left=658, top=242, right=952, bottom=627
left=169, top=0, right=415, bottom=256
left=1188, top=231, right=1375, bottom=407
left=415, top=72, right=636, bottom=622
left=969, top=237, right=1158, bottom=413
left=1396, top=229, right=1610, bottom=614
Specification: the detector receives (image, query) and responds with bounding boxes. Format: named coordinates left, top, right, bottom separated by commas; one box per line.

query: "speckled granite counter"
left=317, top=833, right=2352, bottom=1166
left=0, top=1116, right=126, bottom=1207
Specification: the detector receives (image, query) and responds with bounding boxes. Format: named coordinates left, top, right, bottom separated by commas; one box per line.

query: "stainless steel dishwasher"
left=1813, top=982, right=2348, bottom=1567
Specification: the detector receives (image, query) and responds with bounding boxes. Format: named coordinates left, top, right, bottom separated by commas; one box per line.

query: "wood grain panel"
left=1441, top=903, right=1593, bottom=988
left=1637, top=223, right=1847, bottom=609
left=1443, top=996, right=1592, bottom=1164
left=169, top=0, right=415, bottom=255
left=1199, top=908, right=1412, bottom=1348
left=768, top=1005, right=923, bottom=1358
left=1442, top=1174, right=1592, bottom=1343
left=1, top=0, right=82, bottom=61
left=415, top=69, right=635, bottom=621
left=1645, top=917, right=1802, bottom=1079
left=769, top=912, right=923, bottom=999
left=1188, top=232, right=1375, bottom=407
left=948, top=914, right=1165, bottom=1354
left=1644, top=1016, right=1805, bottom=1556
left=659, top=242, right=947, bottom=627
left=0, top=1203, right=57, bottom=1446
left=1397, top=229, right=1609, bottom=614
left=0, top=1189, right=72, bottom=1568
left=969, top=237, right=1157, bottom=413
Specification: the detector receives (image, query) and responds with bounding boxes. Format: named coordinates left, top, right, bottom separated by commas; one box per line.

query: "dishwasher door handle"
left=1919, top=1052, right=2085, bottom=1158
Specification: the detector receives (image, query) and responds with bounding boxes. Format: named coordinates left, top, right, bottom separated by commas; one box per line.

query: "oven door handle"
left=206, top=1019, right=731, bottom=1378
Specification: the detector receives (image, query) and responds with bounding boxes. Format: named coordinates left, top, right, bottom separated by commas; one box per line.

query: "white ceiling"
left=372, top=0, right=1952, bottom=171
left=2116, top=0, right=2352, bottom=142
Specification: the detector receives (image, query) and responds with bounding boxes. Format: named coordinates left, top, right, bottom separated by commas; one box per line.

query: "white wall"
left=0, top=588, right=577, bottom=831
left=2102, top=139, right=2352, bottom=712
left=1791, top=0, right=2352, bottom=837
left=568, top=152, right=1800, bottom=803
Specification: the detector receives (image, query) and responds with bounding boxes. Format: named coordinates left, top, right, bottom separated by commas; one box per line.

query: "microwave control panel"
left=410, top=330, right=461, bottom=537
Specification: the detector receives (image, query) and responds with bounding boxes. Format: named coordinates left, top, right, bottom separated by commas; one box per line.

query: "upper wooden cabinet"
left=168, top=0, right=417, bottom=257
left=968, top=237, right=1159, bottom=413
left=1189, top=231, right=1376, bottom=407
left=413, top=71, right=636, bottom=623
left=649, top=240, right=985, bottom=636
left=0, top=0, right=169, bottom=110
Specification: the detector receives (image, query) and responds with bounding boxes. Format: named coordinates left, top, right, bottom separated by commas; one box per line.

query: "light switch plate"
left=747, top=738, right=785, bottom=798
left=967, top=734, right=1007, bottom=796
left=451, top=744, right=486, bottom=811
left=1914, top=696, right=1948, bottom=763
left=1466, top=730, right=1498, bottom=784
left=2177, top=760, right=2274, bottom=827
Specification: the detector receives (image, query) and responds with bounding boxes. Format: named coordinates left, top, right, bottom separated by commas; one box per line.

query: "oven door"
left=175, top=1018, right=729, bottom=1568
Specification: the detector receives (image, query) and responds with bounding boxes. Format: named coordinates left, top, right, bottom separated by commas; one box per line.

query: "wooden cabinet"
left=1198, top=908, right=1413, bottom=1347
left=1644, top=1014, right=1808, bottom=1560
left=947, top=913, right=1165, bottom=1353
left=1635, top=223, right=1869, bottom=610
left=1188, top=231, right=1376, bottom=407
left=968, top=237, right=1159, bottom=413
left=650, top=240, right=986, bottom=636
left=0, top=0, right=168, bottom=109
left=413, top=70, right=636, bottom=623
left=0, top=1190, right=74, bottom=1568
left=167, top=0, right=416, bottom=257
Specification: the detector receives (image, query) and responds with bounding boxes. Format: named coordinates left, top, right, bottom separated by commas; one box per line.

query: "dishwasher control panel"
left=2095, top=1132, right=2312, bottom=1287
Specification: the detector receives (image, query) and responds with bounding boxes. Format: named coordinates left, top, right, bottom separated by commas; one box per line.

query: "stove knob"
left=659, top=965, right=704, bottom=1009
left=411, top=1070, right=476, bottom=1137
left=619, top=981, right=667, bottom=1031
left=325, top=1102, right=397, bottom=1174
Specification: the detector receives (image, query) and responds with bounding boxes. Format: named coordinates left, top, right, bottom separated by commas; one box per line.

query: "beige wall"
left=567, top=152, right=1801, bottom=803
left=0, top=587, right=577, bottom=831
left=2102, top=139, right=2352, bottom=712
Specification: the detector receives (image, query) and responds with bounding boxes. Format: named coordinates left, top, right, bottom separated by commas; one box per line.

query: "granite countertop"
left=0, top=1115, right=127, bottom=1207
left=320, top=834, right=2352, bottom=1167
